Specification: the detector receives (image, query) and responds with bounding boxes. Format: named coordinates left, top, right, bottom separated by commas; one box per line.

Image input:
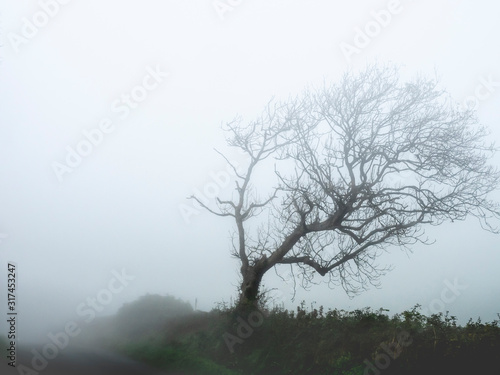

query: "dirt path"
left=5, top=344, right=185, bottom=375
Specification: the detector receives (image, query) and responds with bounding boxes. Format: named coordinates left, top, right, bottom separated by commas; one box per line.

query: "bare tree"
left=192, top=65, right=500, bottom=310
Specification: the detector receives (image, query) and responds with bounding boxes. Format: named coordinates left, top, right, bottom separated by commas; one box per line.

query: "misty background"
left=0, top=0, right=499, bottom=343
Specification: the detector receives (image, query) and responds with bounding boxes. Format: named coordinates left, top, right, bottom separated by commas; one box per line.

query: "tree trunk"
left=238, top=264, right=266, bottom=310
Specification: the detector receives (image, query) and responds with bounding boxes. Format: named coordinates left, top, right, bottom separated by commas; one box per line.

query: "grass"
left=119, top=340, right=241, bottom=375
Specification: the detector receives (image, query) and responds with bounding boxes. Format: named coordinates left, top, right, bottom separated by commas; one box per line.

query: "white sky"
left=1, top=0, right=499, bottom=341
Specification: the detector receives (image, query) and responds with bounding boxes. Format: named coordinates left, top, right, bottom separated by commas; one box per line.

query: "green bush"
left=107, top=295, right=500, bottom=375
left=114, top=294, right=193, bottom=339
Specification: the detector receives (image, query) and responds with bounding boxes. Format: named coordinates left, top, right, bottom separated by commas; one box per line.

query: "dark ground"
left=4, top=344, right=182, bottom=375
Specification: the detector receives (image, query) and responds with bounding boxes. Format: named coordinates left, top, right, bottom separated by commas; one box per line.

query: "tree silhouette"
left=192, top=65, right=500, bottom=309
